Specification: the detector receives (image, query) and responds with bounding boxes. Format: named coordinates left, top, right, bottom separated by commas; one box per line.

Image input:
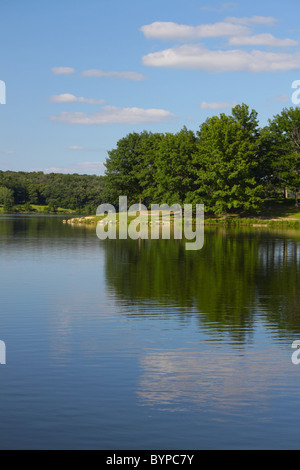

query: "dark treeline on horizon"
left=0, top=171, right=105, bottom=213
left=1, top=103, right=300, bottom=215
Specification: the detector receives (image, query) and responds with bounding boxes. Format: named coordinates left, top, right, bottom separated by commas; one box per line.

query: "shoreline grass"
left=0, top=204, right=77, bottom=215
left=64, top=198, right=300, bottom=229
left=2, top=198, right=300, bottom=229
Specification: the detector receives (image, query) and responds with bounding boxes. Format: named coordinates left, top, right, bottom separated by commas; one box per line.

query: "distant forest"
left=1, top=103, right=300, bottom=215
left=0, top=171, right=105, bottom=213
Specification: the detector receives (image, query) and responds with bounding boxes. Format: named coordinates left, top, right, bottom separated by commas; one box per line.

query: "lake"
left=0, top=214, right=300, bottom=449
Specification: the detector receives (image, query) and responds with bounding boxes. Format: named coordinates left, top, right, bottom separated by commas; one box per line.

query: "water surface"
left=0, top=215, right=300, bottom=449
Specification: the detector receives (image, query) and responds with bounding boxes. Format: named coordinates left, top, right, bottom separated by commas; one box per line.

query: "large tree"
left=0, top=186, right=14, bottom=210
left=231, top=103, right=260, bottom=141
left=103, top=131, right=163, bottom=207
left=191, top=110, right=262, bottom=215
left=152, top=127, right=197, bottom=205
left=265, top=107, right=300, bottom=206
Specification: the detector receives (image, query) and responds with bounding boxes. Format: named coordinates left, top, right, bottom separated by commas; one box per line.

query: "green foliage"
left=264, top=107, right=300, bottom=206
left=103, top=131, right=163, bottom=207
left=231, top=103, right=259, bottom=141
left=1, top=103, right=300, bottom=216
left=23, top=202, right=33, bottom=212
left=0, top=171, right=105, bottom=212
left=0, top=186, right=14, bottom=211
left=190, top=111, right=263, bottom=214
left=47, top=199, right=58, bottom=213
left=102, top=104, right=300, bottom=216
left=102, top=104, right=270, bottom=215
left=153, top=127, right=197, bottom=205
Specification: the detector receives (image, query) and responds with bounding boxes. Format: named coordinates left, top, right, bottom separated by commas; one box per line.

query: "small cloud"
left=140, top=21, right=250, bottom=41
left=0, top=150, right=14, bottom=155
left=50, top=105, right=176, bottom=125
left=142, top=45, right=300, bottom=72
left=77, top=161, right=105, bottom=172
left=82, top=69, right=147, bottom=81
left=201, top=101, right=237, bottom=110
left=33, top=162, right=105, bottom=175
left=68, top=146, right=104, bottom=152
left=225, top=16, right=278, bottom=26
left=69, top=146, right=85, bottom=151
left=229, top=34, right=298, bottom=47
left=50, top=93, right=106, bottom=105
left=51, top=67, right=75, bottom=75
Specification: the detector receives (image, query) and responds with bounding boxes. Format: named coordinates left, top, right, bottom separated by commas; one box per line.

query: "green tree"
left=231, top=103, right=260, bottom=141
left=47, top=199, right=58, bottom=213
left=153, top=127, right=197, bottom=205
left=191, top=112, right=262, bottom=215
left=0, top=186, right=14, bottom=211
left=28, top=183, right=41, bottom=205
left=265, top=107, right=300, bottom=206
left=136, top=131, right=164, bottom=206
left=104, top=131, right=163, bottom=208
left=0, top=170, right=104, bottom=211
left=104, top=132, right=144, bottom=207
left=24, top=202, right=33, bottom=212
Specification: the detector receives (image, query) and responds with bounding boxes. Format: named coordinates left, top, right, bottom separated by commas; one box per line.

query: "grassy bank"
left=0, top=204, right=77, bottom=215
left=205, top=199, right=300, bottom=227
left=64, top=198, right=300, bottom=229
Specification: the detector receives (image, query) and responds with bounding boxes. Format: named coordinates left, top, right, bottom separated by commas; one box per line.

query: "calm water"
left=1, top=215, right=300, bottom=449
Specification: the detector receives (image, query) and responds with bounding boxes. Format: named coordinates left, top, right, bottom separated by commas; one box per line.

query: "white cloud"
left=140, top=21, right=250, bottom=41
left=229, top=34, right=298, bottom=47
left=82, top=69, right=147, bottom=81
left=68, top=146, right=105, bottom=152
left=51, top=67, right=75, bottom=75
left=50, top=93, right=106, bottom=105
left=225, top=16, right=278, bottom=26
left=69, top=146, right=85, bottom=151
left=50, top=105, right=176, bottom=125
left=33, top=162, right=105, bottom=175
left=142, top=45, right=300, bottom=72
left=201, top=101, right=237, bottom=109
left=77, top=161, right=105, bottom=170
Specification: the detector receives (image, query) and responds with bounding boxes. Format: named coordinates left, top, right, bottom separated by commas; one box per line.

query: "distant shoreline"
left=64, top=213, right=300, bottom=229
left=0, top=204, right=78, bottom=216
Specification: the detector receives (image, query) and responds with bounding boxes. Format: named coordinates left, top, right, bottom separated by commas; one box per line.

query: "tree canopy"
left=1, top=103, right=300, bottom=215
left=103, top=103, right=299, bottom=215
left=190, top=111, right=262, bottom=214
left=0, top=171, right=105, bottom=213
left=261, top=107, right=300, bottom=206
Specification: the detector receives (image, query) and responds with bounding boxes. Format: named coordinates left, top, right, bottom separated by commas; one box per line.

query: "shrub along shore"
left=64, top=198, right=300, bottom=229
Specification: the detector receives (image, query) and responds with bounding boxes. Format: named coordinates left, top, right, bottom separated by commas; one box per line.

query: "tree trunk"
left=284, top=187, right=289, bottom=199
left=295, top=190, right=299, bottom=207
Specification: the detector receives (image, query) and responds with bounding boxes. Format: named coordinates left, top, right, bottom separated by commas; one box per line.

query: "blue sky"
left=0, top=0, right=300, bottom=175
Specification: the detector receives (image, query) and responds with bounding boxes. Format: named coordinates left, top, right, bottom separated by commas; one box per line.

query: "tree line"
left=103, top=103, right=300, bottom=215
left=0, top=171, right=105, bottom=213
left=1, top=103, right=299, bottom=215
